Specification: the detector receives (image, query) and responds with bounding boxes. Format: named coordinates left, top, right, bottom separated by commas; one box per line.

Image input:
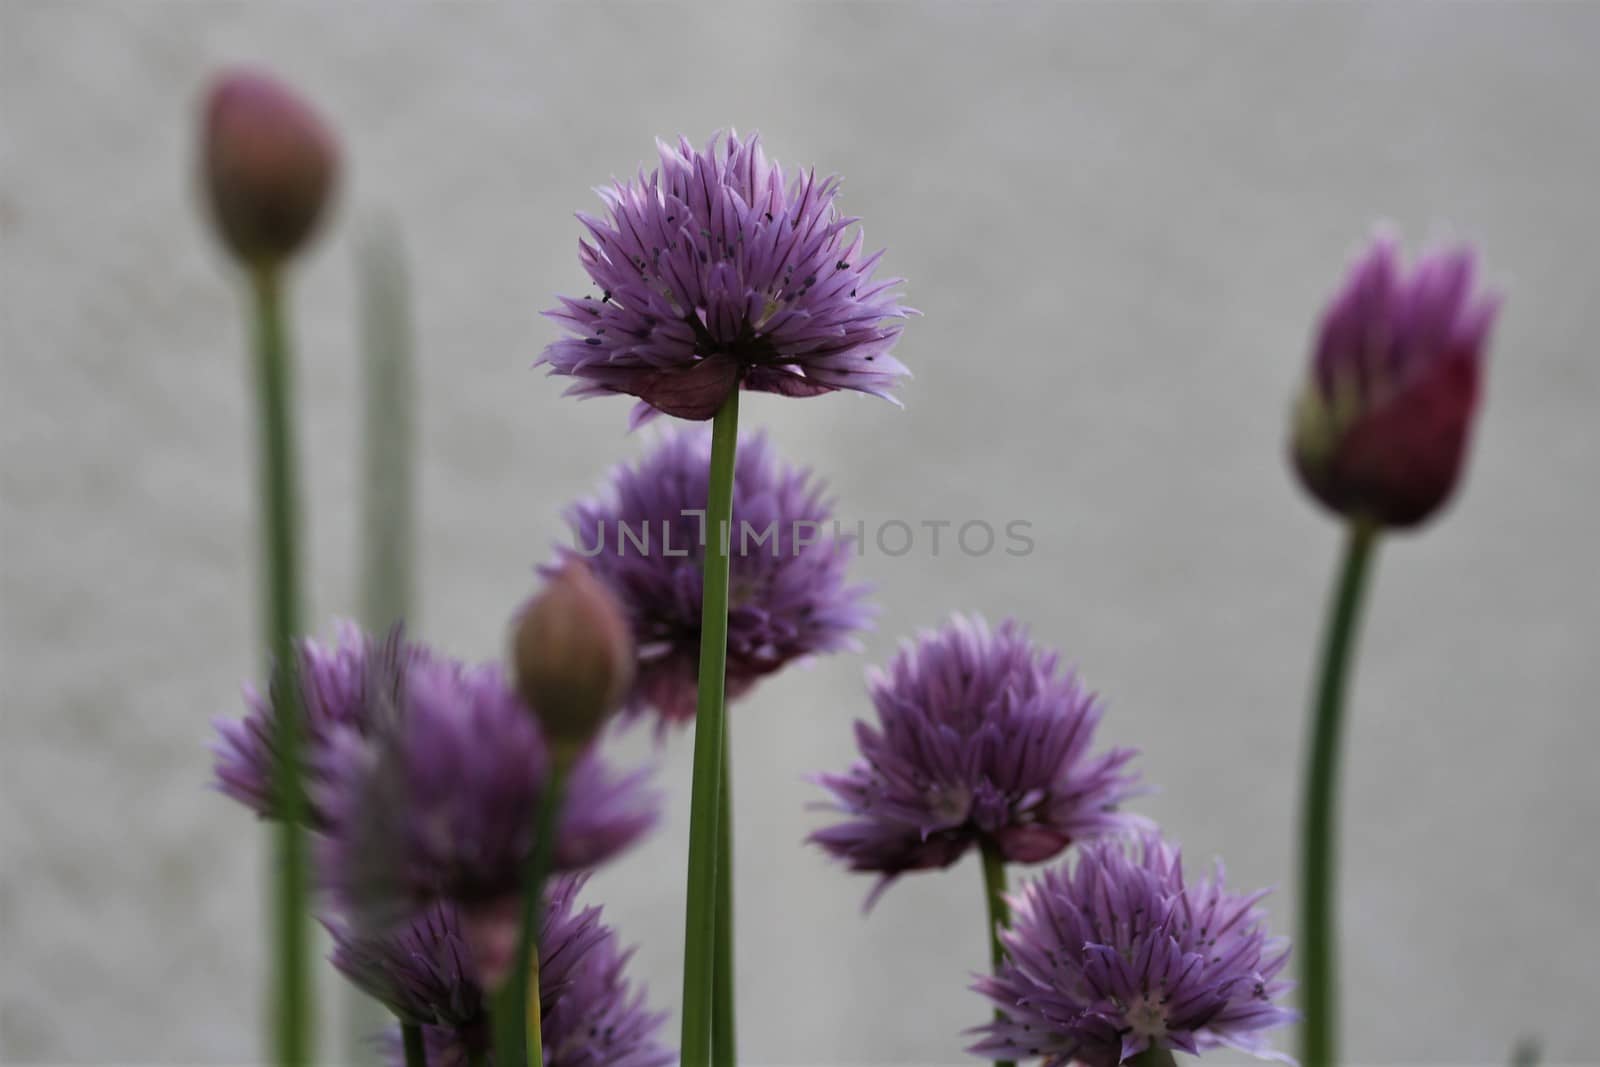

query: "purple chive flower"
left=557, top=427, right=873, bottom=726
left=352, top=878, right=674, bottom=1067
left=211, top=621, right=413, bottom=827
left=321, top=646, right=658, bottom=929
left=1291, top=233, right=1499, bottom=529
left=971, top=834, right=1295, bottom=1067
left=811, top=615, right=1143, bottom=905
left=541, top=130, right=912, bottom=425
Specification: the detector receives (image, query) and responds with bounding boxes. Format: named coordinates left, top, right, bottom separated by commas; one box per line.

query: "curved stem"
left=1297, top=521, right=1380, bottom=1067
left=712, top=742, right=735, bottom=1067
left=979, top=840, right=1013, bottom=1067
left=679, top=388, right=741, bottom=1066
left=249, top=264, right=312, bottom=1067
left=490, top=768, right=565, bottom=1067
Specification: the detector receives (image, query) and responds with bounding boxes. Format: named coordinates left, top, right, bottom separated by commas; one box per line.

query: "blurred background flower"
left=1291, top=233, right=1499, bottom=529
left=556, top=427, right=873, bottom=726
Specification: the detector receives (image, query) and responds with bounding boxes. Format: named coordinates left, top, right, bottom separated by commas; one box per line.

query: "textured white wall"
left=3, top=3, right=1598, bottom=1064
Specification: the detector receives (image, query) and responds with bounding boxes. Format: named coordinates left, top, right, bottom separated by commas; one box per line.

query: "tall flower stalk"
left=201, top=68, right=338, bottom=1066
left=681, top=388, right=741, bottom=1065
left=353, top=219, right=418, bottom=1066
left=978, top=840, right=1013, bottom=1067
left=1296, top=521, right=1378, bottom=1067
left=491, top=561, right=638, bottom=1067
left=490, top=771, right=565, bottom=1067
left=714, top=746, right=736, bottom=1067
left=540, top=132, right=911, bottom=1066
left=250, top=263, right=313, bottom=1066
left=1288, top=233, right=1498, bottom=1065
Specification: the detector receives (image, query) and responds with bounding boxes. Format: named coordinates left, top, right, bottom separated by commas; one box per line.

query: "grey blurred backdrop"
left=3, top=2, right=1598, bottom=1064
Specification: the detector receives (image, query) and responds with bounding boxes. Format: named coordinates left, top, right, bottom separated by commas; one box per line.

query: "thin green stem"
left=1128, top=1047, right=1178, bottom=1067
left=712, top=742, right=735, bottom=1067
left=351, top=220, right=418, bottom=1067
left=1297, top=521, right=1380, bottom=1067
left=357, top=220, right=416, bottom=636
left=249, top=264, right=312, bottom=1067
left=979, top=840, right=1013, bottom=1067
left=401, top=1020, right=428, bottom=1067
left=491, top=768, right=565, bottom=1067
left=679, top=387, right=741, bottom=1067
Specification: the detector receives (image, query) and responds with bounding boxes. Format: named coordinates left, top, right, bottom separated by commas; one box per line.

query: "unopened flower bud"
left=513, top=562, right=634, bottom=766
left=1291, top=233, right=1499, bottom=529
left=201, top=69, right=338, bottom=266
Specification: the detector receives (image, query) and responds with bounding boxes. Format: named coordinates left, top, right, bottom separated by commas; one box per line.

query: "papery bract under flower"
left=557, top=427, right=873, bottom=726
left=541, top=131, right=912, bottom=424
left=971, top=834, right=1296, bottom=1067
left=1291, top=233, right=1499, bottom=529
left=811, top=615, right=1142, bottom=905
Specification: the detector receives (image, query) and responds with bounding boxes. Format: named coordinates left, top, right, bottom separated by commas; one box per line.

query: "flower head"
left=541, top=131, right=911, bottom=424
left=201, top=68, right=338, bottom=265
left=1291, top=233, right=1499, bottom=528
left=351, top=878, right=674, bottom=1067
left=558, top=427, right=873, bottom=726
left=320, top=644, right=657, bottom=926
left=971, top=834, right=1295, bottom=1067
left=811, top=615, right=1142, bottom=905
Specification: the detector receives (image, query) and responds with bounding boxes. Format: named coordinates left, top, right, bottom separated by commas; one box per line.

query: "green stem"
left=249, top=264, right=312, bottom=1067
left=490, top=768, right=565, bottom=1067
left=1128, top=1047, right=1178, bottom=1067
left=979, top=840, right=1013, bottom=1067
left=712, top=742, right=735, bottom=1067
left=1297, top=520, right=1380, bottom=1067
left=401, top=1021, right=428, bottom=1067
left=357, top=220, right=416, bottom=636
left=679, top=388, right=741, bottom=1066
left=351, top=221, right=418, bottom=1067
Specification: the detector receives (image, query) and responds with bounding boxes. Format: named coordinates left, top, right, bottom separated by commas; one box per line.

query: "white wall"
left=3, top=3, right=1597, bottom=1063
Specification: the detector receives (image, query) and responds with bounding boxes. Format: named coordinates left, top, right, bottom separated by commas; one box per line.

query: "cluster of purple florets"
left=200, top=128, right=1416, bottom=1066
left=212, top=624, right=671, bottom=1066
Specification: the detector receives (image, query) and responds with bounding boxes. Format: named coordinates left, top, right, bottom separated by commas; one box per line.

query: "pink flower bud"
left=1291, top=233, right=1499, bottom=529
left=512, top=562, right=635, bottom=766
left=201, top=69, right=338, bottom=266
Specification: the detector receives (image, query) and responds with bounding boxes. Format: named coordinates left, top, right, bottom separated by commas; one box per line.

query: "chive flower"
left=1291, top=233, right=1499, bottom=528
left=811, top=615, right=1143, bottom=905
left=541, top=131, right=912, bottom=424
left=320, top=646, right=657, bottom=928
left=556, top=427, right=872, bottom=726
left=332, top=877, right=673, bottom=1067
left=971, top=834, right=1295, bottom=1066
